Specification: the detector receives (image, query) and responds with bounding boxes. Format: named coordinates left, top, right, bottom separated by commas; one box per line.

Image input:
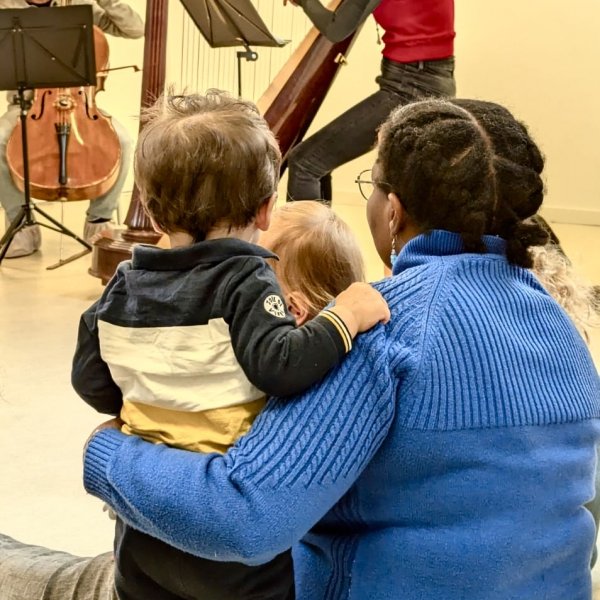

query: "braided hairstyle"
left=377, top=99, right=549, bottom=267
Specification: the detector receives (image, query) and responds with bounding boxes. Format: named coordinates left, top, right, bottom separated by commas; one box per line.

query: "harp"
left=89, top=0, right=360, bottom=284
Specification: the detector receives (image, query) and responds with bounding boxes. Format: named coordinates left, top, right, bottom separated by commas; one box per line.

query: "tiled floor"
left=0, top=200, right=599, bottom=593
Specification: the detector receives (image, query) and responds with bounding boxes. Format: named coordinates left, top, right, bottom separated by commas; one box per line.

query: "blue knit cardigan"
left=84, top=230, right=600, bottom=600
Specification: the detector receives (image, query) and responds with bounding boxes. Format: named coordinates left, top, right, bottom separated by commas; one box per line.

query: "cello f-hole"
left=30, top=90, right=51, bottom=120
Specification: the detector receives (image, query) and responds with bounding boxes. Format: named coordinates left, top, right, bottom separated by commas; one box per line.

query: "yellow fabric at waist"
left=120, top=397, right=266, bottom=454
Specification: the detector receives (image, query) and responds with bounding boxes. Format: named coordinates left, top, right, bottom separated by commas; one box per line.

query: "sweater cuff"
left=83, top=428, right=127, bottom=503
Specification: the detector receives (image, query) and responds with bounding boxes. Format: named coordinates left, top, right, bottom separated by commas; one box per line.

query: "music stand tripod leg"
left=33, top=204, right=92, bottom=250
left=31, top=204, right=93, bottom=270
left=0, top=202, right=92, bottom=265
left=0, top=88, right=40, bottom=264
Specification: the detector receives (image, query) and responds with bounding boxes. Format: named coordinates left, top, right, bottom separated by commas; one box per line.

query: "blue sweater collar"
left=392, top=230, right=507, bottom=275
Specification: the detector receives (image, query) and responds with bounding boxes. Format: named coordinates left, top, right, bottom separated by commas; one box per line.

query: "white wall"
left=455, top=0, right=600, bottom=225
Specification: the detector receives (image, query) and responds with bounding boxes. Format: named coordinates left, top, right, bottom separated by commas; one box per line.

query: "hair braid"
left=455, top=100, right=548, bottom=266
left=378, top=99, right=549, bottom=267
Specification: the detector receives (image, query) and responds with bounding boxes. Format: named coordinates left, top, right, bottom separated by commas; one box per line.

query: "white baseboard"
left=540, top=206, right=600, bottom=227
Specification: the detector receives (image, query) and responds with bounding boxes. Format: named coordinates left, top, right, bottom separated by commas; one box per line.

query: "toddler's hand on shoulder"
left=331, top=282, right=390, bottom=336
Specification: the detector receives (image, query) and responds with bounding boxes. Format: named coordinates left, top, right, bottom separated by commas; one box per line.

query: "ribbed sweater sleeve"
left=83, top=327, right=395, bottom=564
left=295, top=0, right=381, bottom=43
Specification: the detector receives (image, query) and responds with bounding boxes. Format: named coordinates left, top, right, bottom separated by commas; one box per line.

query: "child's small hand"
left=330, top=282, right=390, bottom=336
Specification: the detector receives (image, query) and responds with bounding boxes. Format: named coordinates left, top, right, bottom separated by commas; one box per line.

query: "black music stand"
left=0, top=5, right=96, bottom=266
left=180, top=0, right=288, bottom=97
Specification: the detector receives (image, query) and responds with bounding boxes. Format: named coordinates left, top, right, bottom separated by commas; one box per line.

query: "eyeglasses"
left=354, top=169, right=391, bottom=201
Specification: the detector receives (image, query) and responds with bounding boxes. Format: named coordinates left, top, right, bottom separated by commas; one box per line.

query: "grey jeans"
left=0, top=104, right=132, bottom=224
left=0, top=534, right=117, bottom=600
left=286, top=56, right=456, bottom=202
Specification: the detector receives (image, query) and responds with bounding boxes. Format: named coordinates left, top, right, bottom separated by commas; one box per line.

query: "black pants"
left=114, top=518, right=295, bottom=600
left=286, top=56, right=456, bottom=202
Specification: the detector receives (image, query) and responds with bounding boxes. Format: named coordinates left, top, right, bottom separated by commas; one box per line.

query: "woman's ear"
left=387, top=192, right=406, bottom=238
left=286, top=291, right=311, bottom=326
left=388, top=192, right=423, bottom=246
left=255, top=193, right=278, bottom=232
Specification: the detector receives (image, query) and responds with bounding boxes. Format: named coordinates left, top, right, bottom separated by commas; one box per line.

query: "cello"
left=5, top=1, right=121, bottom=202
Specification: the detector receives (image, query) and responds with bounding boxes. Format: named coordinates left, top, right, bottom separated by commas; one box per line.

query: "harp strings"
left=169, top=0, right=312, bottom=101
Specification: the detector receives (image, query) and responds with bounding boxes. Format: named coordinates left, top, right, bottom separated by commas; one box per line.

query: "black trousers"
left=114, top=518, right=295, bottom=600
left=286, top=56, right=456, bottom=202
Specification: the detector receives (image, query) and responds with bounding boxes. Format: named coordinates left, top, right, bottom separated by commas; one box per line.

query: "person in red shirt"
left=286, top=0, right=455, bottom=203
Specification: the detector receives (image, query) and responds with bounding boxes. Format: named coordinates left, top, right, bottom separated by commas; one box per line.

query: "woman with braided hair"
left=370, top=97, right=549, bottom=267
left=80, top=98, right=600, bottom=599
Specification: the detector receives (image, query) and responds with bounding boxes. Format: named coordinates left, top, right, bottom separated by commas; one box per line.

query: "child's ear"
left=286, top=291, right=311, bottom=326
left=255, top=193, right=278, bottom=232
